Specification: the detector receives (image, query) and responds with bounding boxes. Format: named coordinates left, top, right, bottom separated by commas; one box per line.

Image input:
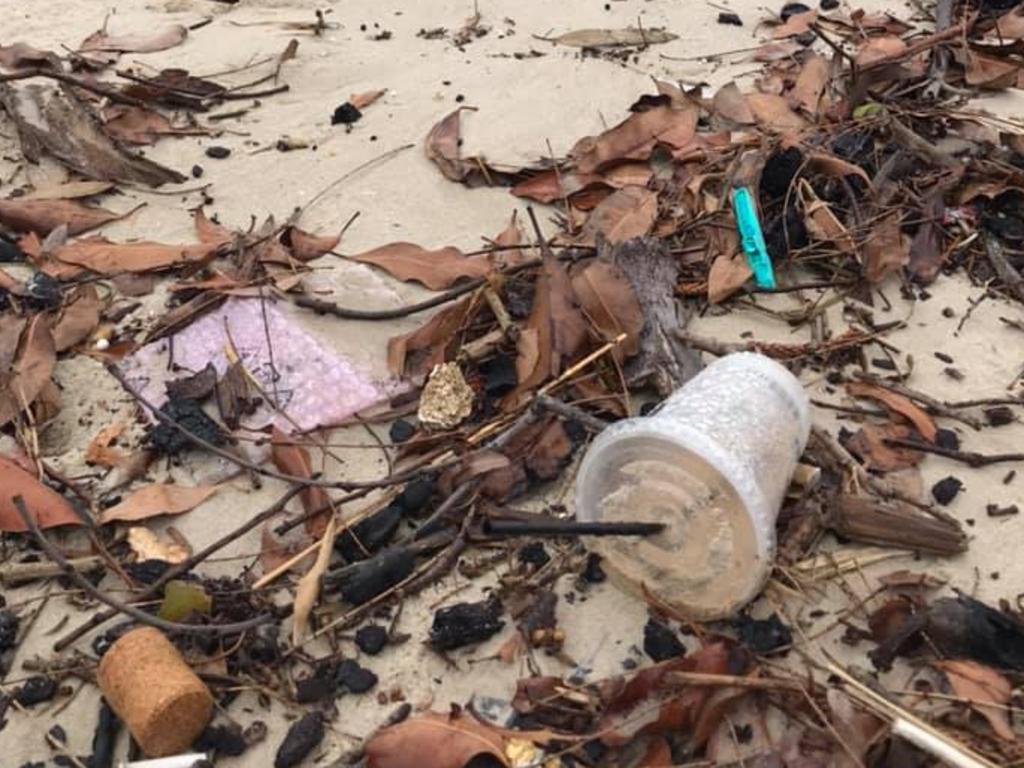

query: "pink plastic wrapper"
left=120, top=298, right=388, bottom=433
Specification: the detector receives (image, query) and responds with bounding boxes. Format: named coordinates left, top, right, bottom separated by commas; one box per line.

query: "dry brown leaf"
left=751, top=41, right=803, bottom=62
left=707, top=252, right=752, bottom=304
left=85, top=421, right=127, bottom=468
left=292, top=516, right=336, bottom=645
left=602, top=162, right=654, bottom=189
left=350, top=89, right=387, bottom=109
left=365, top=711, right=510, bottom=768
left=47, top=237, right=219, bottom=277
left=51, top=284, right=102, bottom=352
left=772, top=10, right=817, bottom=38
left=22, top=181, right=115, bottom=201
left=80, top=25, right=188, bottom=54
left=789, top=54, right=829, bottom=114
left=573, top=106, right=698, bottom=173
left=995, top=6, right=1024, bottom=40
left=863, top=211, right=908, bottom=282
left=579, top=187, right=658, bottom=246
left=511, top=170, right=604, bottom=204
left=100, top=484, right=218, bottom=523
left=745, top=93, right=807, bottom=132
left=127, top=526, right=190, bottom=563
left=571, top=260, right=644, bottom=358
left=424, top=108, right=509, bottom=186
left=847, top=381, right=938, bottom=442
left=0, top=454, right=82, bottom=532
left=712, top=82, right=756, bottom=125
left=260, top=523, right=312, bottom=574
left=845, top=423, right=922, bottom=472
left=102, top=105, right=189, bottom=146
left=281, top=226, right=341, bottom=262
left=0, top=315, right=56, bottom=427
left=935, top=660, right=1015, bottom=741
left=908, top=189, right=945, bottom=284
left=799, top=180, right=856, bottom=253
left=806, top=152, right=873, bottom=187
left=546, top=28, right=677, bottom=48
left=492, top=212, right=530, bottom=268
left=0, top=198, right=122, bottom=236
left=0, top=316, right=27, bottom=371
left=387, top=296, right=477, bottom=380
left=0, top=43, right=53, bottom=70
left=271, top=427, right=331, bottom=537
left=961, top=51, right=1020, bottom=89
left=348, top=242, right=490, bottom=290
left=855, top=36, right=907, bottom=67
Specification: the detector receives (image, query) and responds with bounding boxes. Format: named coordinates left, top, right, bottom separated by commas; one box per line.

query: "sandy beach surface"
left=2, top=0, right=1024, bottom=765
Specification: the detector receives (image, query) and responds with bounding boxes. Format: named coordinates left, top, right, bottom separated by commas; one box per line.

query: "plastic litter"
left=731, top=187, right=777, bottom=289
left=575, top=352, right=810, bottom=619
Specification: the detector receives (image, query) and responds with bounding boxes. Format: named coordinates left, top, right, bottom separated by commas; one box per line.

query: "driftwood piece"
left=0, top=82, right=186, bottom=186
left=828, top=494, right=967, bottom=555
left=603, top=237, right=701, bottom=393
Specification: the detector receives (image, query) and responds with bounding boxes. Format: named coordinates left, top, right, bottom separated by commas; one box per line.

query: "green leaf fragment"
left=158, top=580, right=212, bottom=621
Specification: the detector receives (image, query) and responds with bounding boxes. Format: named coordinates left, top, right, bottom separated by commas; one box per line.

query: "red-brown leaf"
left=806, top=152, right=873, bottom=187
left=99, top=484, right=218, bottom=524
left=788, top=53, right=829, bottom=114
left=0, top=315, right=56, bottom=426
left=51, top=284, right=102, bottom=352
left=281, top=226, right=341, bottom=262
left=846, top=381, right=938, bottom=442
left=350, top=89, right=386, bottom=110
left=48, top=237, right=219, bottom=276
left=863, top=211, right=908, bottom=282
left=102, top=105, right=194, bottom=145
left=571, top=260, right=643, bottom=357
left=365, top=711, right=510, bottom=768
left=511, top=169, right=605, bottom=204
left=270, top=428, right=331, bottom=537
left=572, top=106, right=698, bottom=174
left=0, top=198, right=121, bottom=236
left=855, top=36, right=907, bottom=67
left=707, top=252, right=752, bottom=304
left=772, top=10, right=817, bottom=38
left=935, top=660, right=1015, bottom=741
left=348, top=242, right=490, bottom=290
left=712, top=82, right=756, bottom=125
left=845, top=423, right=922, bottom=472
left=85, top=422, right=127, bottom=468
left=0, top=455, right=82, bottom=532
left=579, top=187, right=658, bottom=245
left=387, top=296, right=477, bottom=380
left=193, top=209, right=234, bottom=246
left=745, top=93, right=807, bottom=132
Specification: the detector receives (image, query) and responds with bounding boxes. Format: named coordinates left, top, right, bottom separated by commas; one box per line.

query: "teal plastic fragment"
left=731, top=186, right=776, bottom=290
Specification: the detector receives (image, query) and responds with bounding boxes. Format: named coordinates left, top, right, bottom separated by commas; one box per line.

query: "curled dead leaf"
left=745, top=93, right=807, bottom=132
left=855, top=36, right=907, bottom=67
left=845, top=423, right=922, bottom=472
left=579, top=187, right=658, bottom=246
left=127, top=526, right=190, bottom=563
left=0, top=455, right=81, bottom=532
left=712, top=82, right=755, bottom=126
left=862, top=211, right=908, bottom=283
left=85, top=421, right=127, bottom=468
left=707, top=252, right=752, bottom=304
left=100, top=484, right=219, bottom=524
left=350, top=89, right=387, bottom=109
left=365, top=711, right=510, bottom=768
left=771, top=10, right=817, bottom=39
left=0, top=198, right=122, bottom=236
left=292, top=516, right=336, bottom=645
left=281, top=226, right=341, bottom=262
left=271, top=428, right=331, bottom=537
left=51, top=284, right=102, bottom=352
left=387, top=295, right=478, bottom=380
left=571, top=260, right=644, bottom=357
left=572, top=106, right=698, bottom=174
left=348, top=242, right=490, bottom=290
left=799, top=180, right=856, bottom=253
left=846, top=381, right=938, bottom=442
left=80, top=24, right=188, bottom=54
left=0, top=315, right=57, bottom=427
left=47, top=237, right=220, bottom=277
left=788, top=53, right=829, bottom=114
left=935, top=660, right=1015, bottom=741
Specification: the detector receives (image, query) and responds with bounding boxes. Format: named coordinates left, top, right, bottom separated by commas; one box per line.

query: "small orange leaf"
left=99, top=484, right=218, bottom=523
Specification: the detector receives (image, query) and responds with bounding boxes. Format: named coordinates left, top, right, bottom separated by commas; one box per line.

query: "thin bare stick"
left=883, top=437, right=1024, bottom=468
left=13, top=496, right=270, bottom=637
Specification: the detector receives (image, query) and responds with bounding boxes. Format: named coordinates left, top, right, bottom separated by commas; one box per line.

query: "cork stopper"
left=97, top=627, right=213, bottom=757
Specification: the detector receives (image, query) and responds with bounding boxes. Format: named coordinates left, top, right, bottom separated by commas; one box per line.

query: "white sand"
left=2, top=0, right=1023, bottom=765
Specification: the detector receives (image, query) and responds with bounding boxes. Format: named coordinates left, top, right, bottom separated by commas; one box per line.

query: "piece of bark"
left=828, top=494, right=966, bottom=555
left=603, top=237, right=701, bottom=393
left=0, top=82, right=185, bottom=186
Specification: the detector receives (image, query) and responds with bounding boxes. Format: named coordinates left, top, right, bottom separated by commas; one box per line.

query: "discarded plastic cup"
left=575, top=352, right=810, bottom=620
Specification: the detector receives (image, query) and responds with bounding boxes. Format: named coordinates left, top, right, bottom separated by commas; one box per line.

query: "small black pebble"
left=621, top=658, right=638, bottom=670
left=274, top=712, right=323, bottom=768
left=0, top=610, right=20, bottom=653
left=717, top=11, right=743, bottom=25
left=820, top=0, right=839, bottom=8
left=480, top=355, right=518, bottom=397
left=0, top=237, right=23, bottom=263
left=934, top=351, right=953, bottom=364
left=987, top=503, right=1019, bottom=518
left=195, top=723, right=248, bottom=756
left=355, top=624, right=388, bottom=655
left=735, top=723, right=754, bottom=743
left=871, top=357, right=897, bottom=371
left=430, top=597, right=504, bottom=650
left=643, top=618, right=684, bottom=661
left=931, top=476, right=963, bottom=506
left=736, top=613, right=792, bottom=655
left=454, top=94, right=465, bottom=103
left=294, top=672, right=335, bottom=704
left=583, top=552, right=606, bottom=583
left=389, top=418, right=416, bottom=443
left=48, top=724, right=67, bottom=743
left=985, top=406, right=1015, bottom=427
left=1004, top=470, right=1016, bottom=485
left=191, top=164, right=204, bottom=178
left=518, top=542, right=550, bottom=567
left=370, top=135, right=378, bottom=141
left=14, top=676, right=57, bottom=707
left=24, top=272, right=62, bottom=310
left=205, top=145, right=231, bottom=159
left=360, top=23, right=367, bottom=31
left=935, top=428, right=960, bottom=451
left=336, top=659, right=378, bottom=693
left=331, top=102, right=363, bottom=125
left=944, top=367, right=964, bottom=381
left=780, top=1, right=812, bottom=20
left=942, top=307, right=956, bottom=318
left=397, top=477, right=434, bottom=515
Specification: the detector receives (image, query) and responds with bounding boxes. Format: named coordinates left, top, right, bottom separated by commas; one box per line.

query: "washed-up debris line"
left=2, top=2, right=1024, bottom=767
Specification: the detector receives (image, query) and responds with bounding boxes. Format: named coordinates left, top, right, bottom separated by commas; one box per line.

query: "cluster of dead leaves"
left=843, top=380, right=938, bottom=472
